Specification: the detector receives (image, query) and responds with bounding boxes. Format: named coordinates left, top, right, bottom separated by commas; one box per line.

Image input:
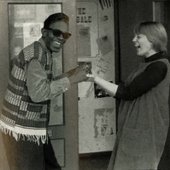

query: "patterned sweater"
left=0, top=40, right=52, bottom=144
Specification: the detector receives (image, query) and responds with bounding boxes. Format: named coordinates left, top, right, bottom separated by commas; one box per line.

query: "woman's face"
left=132, top=33, right=156, bottom=57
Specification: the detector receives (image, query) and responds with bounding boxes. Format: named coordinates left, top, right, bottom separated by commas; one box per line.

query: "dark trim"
left=113, top=0, right=121, bottom=131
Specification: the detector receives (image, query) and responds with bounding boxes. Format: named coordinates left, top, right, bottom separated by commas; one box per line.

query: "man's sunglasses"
left=46, top=28, right=71, bottom=39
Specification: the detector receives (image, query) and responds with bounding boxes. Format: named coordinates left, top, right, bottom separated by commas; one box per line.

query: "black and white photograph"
left=0, top=0, right=170, bottom=170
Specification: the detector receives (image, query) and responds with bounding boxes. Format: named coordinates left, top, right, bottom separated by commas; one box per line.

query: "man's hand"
left=68, top=64, right=91, bottom=84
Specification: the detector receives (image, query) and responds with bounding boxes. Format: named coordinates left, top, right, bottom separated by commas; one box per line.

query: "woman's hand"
left=86, top=73, right=95, bottom=82
left=68, top=64, right=91, bottom=84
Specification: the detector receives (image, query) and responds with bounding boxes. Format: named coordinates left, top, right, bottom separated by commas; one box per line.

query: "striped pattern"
left=0, top=41, right=52, bottom=144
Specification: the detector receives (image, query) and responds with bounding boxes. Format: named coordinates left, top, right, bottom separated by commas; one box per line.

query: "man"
left=0, top=13, right=88, bottom=170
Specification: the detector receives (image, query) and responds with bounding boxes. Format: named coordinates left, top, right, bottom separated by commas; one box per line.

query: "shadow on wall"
left=0, top=133, right=9, bottom=170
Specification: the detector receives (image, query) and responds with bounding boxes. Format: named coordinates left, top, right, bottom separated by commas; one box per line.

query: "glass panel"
left=77, top=0, right=116, bottom=154
left=8, top=4, right=64, bottom=125
left=77, top=0, right=116, bottom=169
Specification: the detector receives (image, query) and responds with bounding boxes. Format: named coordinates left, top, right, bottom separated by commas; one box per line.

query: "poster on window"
left=79, top=97, right=116, bottom=153
left=76, top=1, right=99, bottom=58
left=23, top=23, right=42, bottom=47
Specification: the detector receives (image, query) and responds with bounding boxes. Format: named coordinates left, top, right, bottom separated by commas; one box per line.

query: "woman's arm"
left=87, top=74, right=118, bottom=97
left=94, top=76, right=118, bottom=96
left=88, top=61, right=167, bottom=100
left=116, top=61, right=167, bottom=100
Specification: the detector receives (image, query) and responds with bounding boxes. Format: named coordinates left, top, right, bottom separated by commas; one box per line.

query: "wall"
left=117, top=0, right=153, bottom=81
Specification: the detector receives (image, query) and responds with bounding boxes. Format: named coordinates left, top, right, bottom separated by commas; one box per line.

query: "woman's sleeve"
left=115, top=61, right=167, bottom=100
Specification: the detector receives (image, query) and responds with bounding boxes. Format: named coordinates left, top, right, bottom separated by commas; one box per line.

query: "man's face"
left=42, top=21, right=70, bottom=53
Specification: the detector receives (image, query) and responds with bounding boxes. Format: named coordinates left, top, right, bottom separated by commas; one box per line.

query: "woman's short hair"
left=43, top=13, right=69, bottom=29
left=134, top=21, right=168, bottom=53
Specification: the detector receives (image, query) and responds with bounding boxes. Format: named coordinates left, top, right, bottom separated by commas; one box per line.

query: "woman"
left=88, top=21, right=170, bottom=170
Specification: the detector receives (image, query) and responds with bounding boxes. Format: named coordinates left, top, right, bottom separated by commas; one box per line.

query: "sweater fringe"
left=0, top=123, right=47, bottom=145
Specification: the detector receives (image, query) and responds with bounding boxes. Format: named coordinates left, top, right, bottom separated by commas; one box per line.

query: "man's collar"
left=38, top=38, right=51, bottom=55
